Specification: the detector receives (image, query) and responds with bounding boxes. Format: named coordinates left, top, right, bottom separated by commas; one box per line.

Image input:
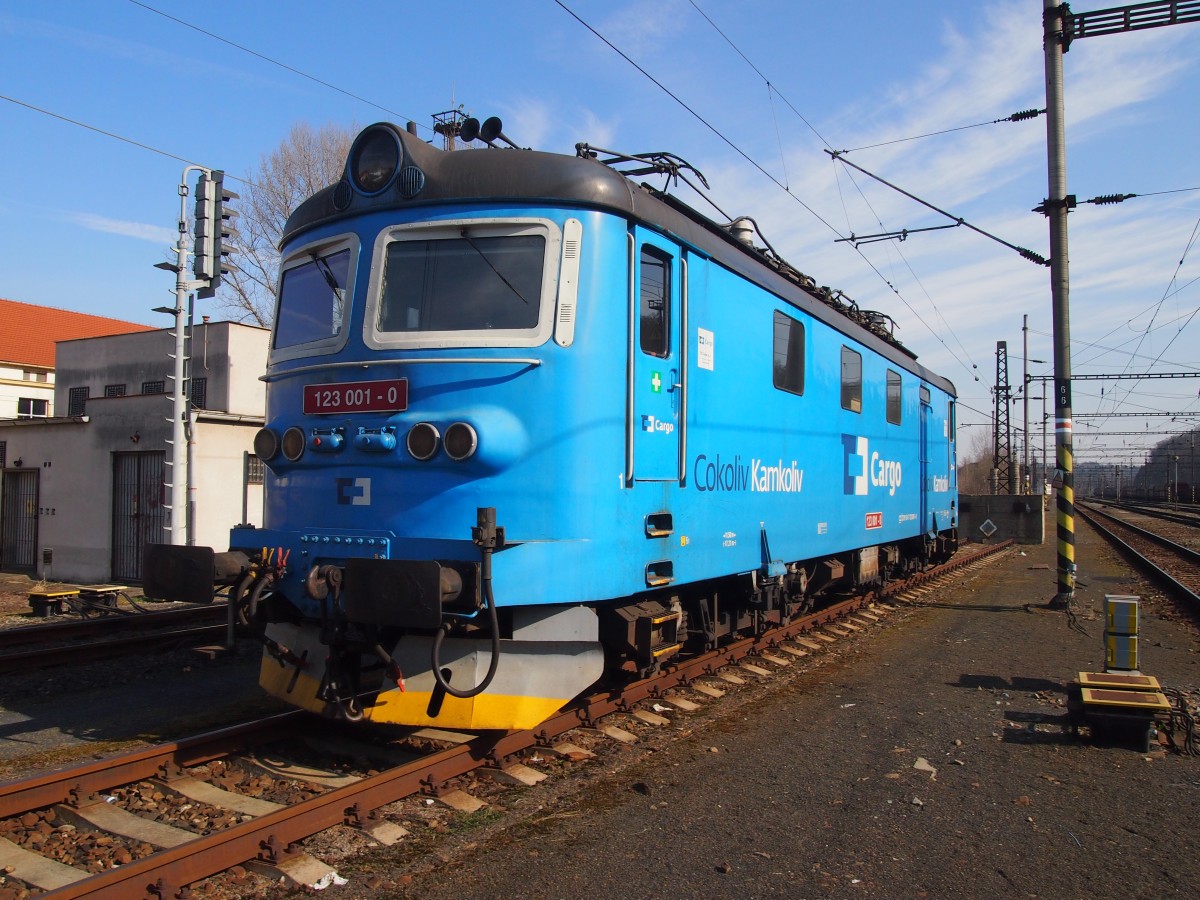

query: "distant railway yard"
left=0, top=522, right=1197, bottom=898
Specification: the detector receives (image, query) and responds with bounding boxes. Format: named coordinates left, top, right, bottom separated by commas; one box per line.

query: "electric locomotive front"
left=146, top=118, right=959, bottom=732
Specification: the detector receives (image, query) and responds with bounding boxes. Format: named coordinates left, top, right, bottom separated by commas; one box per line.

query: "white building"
left=0, top=319, right=269, bottom=584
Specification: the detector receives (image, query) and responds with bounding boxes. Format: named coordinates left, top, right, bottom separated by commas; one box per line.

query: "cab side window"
left=841, top=346, right=862, bottom=413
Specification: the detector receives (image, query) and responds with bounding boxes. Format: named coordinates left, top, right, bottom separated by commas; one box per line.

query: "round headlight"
left=281, top=426, right=306, bottom=462
left=406, top=422, right=441, bottom=461
left=444, top=422, right=478, bottom=461
left=253, top=427, right=279, bottom=461
left=350, top=127, right=401, bottom=195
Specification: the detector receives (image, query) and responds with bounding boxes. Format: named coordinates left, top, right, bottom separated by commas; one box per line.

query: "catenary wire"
left=126, top=0, right=430, bottom=134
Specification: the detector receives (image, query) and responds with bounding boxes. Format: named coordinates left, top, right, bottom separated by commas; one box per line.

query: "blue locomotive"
left=147, top=117, right=958, bottom=730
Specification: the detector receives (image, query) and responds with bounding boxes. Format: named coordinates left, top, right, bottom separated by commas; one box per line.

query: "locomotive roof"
left=284, top=124, right=955, bottom=397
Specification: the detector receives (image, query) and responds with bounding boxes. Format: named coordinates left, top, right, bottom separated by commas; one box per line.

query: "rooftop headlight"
left=350, top=126, right=401, bottom=195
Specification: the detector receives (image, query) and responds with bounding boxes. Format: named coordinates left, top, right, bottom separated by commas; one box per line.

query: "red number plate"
left=865, top=512, right=883, bottom=530
left=303, top=379, right=408, bottom=415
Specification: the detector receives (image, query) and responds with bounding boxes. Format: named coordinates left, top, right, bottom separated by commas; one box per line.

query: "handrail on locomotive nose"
left=260, top=357, right=543, bottom=383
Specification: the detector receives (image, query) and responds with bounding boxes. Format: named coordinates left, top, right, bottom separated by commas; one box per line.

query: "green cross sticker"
left=651, top=371, right=662, bottom=393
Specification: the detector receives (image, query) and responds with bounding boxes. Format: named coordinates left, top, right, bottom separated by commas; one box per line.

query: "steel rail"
left=0, top=624, right=231, bottom=674
left=1099, top=499, right=1200, bottom=531
left=1077, top=504, right=1200, bottom=608
left=0, top=605, right=227, bottom=650
left=15, top=541, right=1009, bottom=898
left=1079, top=503, right=1200, bottom=567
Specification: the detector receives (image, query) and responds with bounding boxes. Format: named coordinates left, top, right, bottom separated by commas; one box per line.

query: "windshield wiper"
left=310, top=252, right=343, bottom=298
left=459, top=228, right=529, bottom=304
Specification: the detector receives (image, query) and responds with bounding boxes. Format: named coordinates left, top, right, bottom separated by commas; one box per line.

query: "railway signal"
left=193, top=169, right=239, bottom=298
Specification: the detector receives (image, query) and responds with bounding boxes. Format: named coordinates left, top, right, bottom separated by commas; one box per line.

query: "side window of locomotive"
left=772, top=311, right=805, bottom=395
left=886, top=369, right=902, bottom=425
left=274, top=247, right=352, bottom=349
left=948, top=399, right=956, bottom=469
left=377, top=232, right=544, bottom=332
left=841, top=346, right=862, bottom=413
left=639, top=246, right=671, bottom=357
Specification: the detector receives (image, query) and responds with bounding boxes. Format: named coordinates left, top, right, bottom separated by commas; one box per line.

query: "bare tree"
left=219, top=121, right=355, bottom=327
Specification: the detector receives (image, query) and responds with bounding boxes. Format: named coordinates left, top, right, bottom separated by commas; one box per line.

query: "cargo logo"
left=641, top=414, right=675, bottom=436
left=841, top=434, right=902, bottom=497
left=693, top=454, right=804, bottom=493
left=336, top=477, right=371, bottom=506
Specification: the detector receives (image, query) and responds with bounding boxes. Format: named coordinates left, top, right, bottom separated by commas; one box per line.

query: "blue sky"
left=2, top=0, right=1198, bottom=467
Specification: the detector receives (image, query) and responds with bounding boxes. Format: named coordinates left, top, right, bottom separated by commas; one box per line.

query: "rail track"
left=1087, top=499, right=1200, bottom=540
left=0, top=541, right=1010, bottom=898
left=0, top=606, right=232, bottom=675
left=0, top=607, right=234, bottom=676
left=1078, top=502, right=1200, bottom=607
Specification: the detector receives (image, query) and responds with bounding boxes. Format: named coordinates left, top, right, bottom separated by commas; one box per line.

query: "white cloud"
left=66, top=211, right=175, bottom=245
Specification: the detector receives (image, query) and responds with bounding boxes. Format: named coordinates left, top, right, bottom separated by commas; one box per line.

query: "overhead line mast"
left=1041, top=0, right=1199, bottom=609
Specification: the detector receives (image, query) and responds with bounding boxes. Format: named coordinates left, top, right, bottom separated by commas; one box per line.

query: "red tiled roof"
left=0, top=298, right=155, bottom=369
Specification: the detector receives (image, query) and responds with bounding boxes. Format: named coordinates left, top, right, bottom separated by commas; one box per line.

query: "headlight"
left=406, top=422, right=441, bottom=461
left=253, top=427, right=279, bottom=461
left=444, top=422, right=478, bottom=461
left=349, top=126, right=401, bottom=195
left=281, top=426, right=306, bottom=462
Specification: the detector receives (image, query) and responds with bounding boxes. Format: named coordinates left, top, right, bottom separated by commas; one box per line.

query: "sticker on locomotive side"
left=865, top=511, right=884, bottom=529
left=841, top=434, right=902, bottom=497
left=336, top=477, right=371, bottom=506
left=641, top=414, right=675, bottom=435
left=693, top=454, right=804, bottom=493
left=697, top=328, right=714, bottom=371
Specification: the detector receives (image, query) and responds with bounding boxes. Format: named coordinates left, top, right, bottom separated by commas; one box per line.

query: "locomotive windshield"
left=274, top=247, right=352, bottom=349
left=377, top=232, right=544, bottom=333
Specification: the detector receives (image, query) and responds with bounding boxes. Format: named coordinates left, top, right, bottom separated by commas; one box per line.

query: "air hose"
left=430, top=508, right=504, bottom=699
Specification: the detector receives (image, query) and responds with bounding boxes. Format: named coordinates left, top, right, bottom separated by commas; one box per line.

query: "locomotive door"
left=111, top=450, right=165, bottom=582
left=1, top=469, right=39, bottom=572
left=629, top=229, right=682, bottom=483
left=919, top=395, right=931, bottom=532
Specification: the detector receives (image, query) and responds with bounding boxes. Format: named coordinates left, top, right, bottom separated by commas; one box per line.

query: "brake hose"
left=430, top=507, right=503, bottom=698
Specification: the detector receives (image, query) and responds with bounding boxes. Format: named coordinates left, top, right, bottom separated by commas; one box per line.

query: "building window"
left=0, top=441, right=6, bottom=468
left=189, top=377, right=208, bottom=409
left=17, top=398, right=48, bottom=419
left=639, top=246, right=671, bottom=358
left=23, top=370, right=48, bottom=382
left=141, top=380, right=166, bottom=395
left=104, top=384, right=127, bottom=398
left=840, top=346, right=862, bottom=413
left=772, top=311, right=805, bottom=396
left=886, top=370, right=902, bottom=425
left=68, top=387, right=89, bottom=417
